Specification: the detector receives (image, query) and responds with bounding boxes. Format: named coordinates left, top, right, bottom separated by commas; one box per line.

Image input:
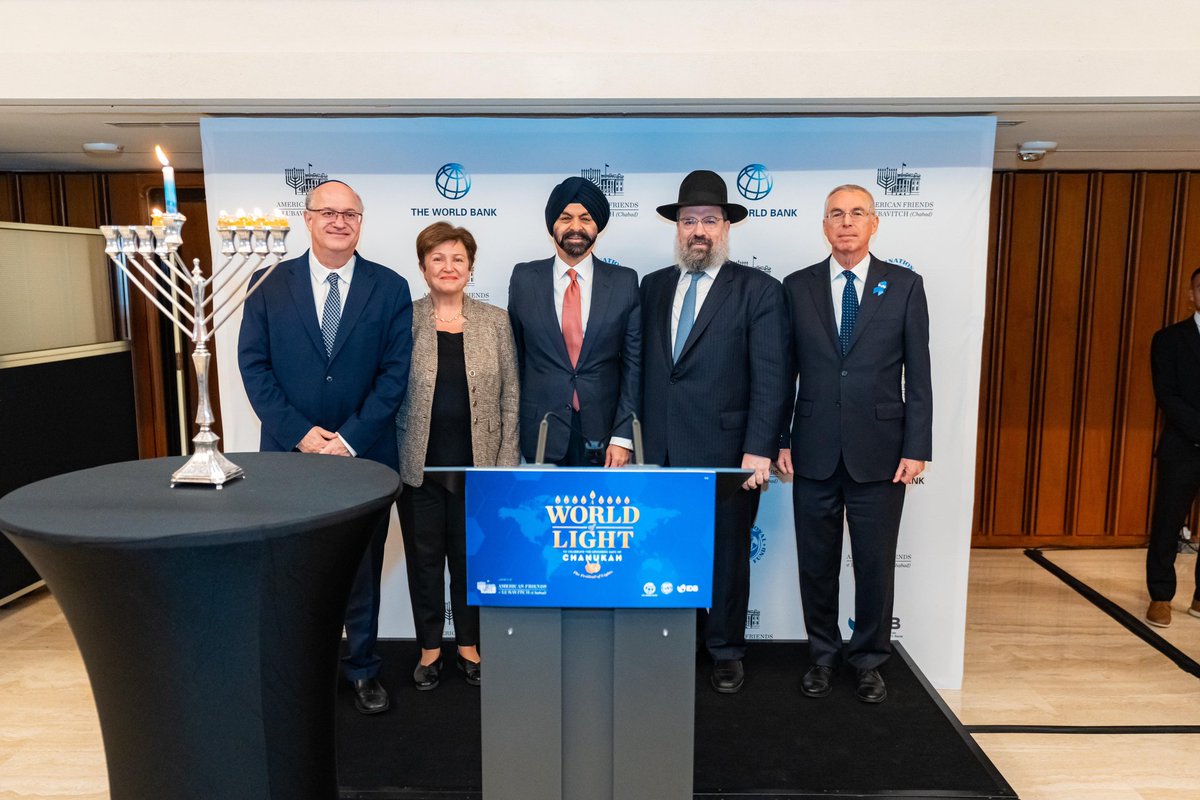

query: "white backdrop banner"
left=201, top=116, right=994, bottom=689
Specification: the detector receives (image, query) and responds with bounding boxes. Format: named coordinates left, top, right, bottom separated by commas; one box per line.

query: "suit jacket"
left=784, top=255, right=932, bottom=483
left=1150, top=317, right=1200, bottom=462
left=395, top=294, right=521, bottom=485
left=508, top=256, right=641, bottom=462
left=640, top=261, right=790, bottom=467
left=237, top=251, right=413, bottom=470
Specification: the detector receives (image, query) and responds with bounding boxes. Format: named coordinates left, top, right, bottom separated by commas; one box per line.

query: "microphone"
left=534, top=411, right=645, bottom=466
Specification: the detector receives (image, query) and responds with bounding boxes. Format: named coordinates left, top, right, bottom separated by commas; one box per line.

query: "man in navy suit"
left=1144, top=266, right=1200, bottom=628
left=776, top=184, right=932, bottom=704
left=641, top=170, right=791, bottom=693
left=238, top=179, right=413, bottom=714
left=508, top=177, right=641, bottom=466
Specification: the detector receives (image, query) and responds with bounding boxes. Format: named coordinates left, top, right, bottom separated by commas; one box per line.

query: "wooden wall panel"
left=975, top=170, right=1200, bottom=547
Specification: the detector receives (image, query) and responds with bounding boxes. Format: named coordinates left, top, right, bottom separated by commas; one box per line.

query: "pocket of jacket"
left=720, top=410, right=748, bottom=430
left=875, top=402, right=905, bottom=420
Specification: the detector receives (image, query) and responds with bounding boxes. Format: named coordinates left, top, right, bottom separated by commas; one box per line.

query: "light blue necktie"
left=839, top=270, right=857, bottom=356
left=674, top=271, right=704, bottom=362
left=321, top=273, right=341, bottom=356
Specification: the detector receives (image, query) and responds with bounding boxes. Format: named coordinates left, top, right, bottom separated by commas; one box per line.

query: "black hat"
left=545, top=176, right=610, bottom=234
left=656, top=170, right=748, bottom=224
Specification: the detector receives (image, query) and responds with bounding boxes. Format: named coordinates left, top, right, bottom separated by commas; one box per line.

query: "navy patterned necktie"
left=839, top=270, right=857, bottom=356
left=321, top=273, right=341, bottom=356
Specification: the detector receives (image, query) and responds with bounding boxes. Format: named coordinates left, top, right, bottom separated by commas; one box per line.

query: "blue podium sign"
left=465, top=468, right=715, bottom=608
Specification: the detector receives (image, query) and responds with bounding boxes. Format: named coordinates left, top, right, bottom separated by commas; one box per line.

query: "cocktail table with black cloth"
left=0, top=452, right=399, bottom=800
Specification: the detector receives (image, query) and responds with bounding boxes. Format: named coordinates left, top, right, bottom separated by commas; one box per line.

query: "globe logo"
left=750, top=525, right=767, bottom=563
left=435, top=163, right=471, bottom=200
left=736, top=164, right=773, bottom=201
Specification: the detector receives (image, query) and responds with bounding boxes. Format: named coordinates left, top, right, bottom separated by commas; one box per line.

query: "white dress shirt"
left=306, top=251, right=358, bottom=456
left=671, top=261, right=724, bottom=347
left=1194, top=310, right=1199, bottom=334
left=553, top=253, right=593, bottom=333
left=829, top=254, right=870, bottom=330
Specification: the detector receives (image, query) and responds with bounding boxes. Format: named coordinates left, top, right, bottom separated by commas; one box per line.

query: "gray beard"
left=675, top=237, right=729, bottom=272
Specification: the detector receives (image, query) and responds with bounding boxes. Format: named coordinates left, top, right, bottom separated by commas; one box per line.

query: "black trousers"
left=794, top=459, right=906, bottom=670
left=340, top=509, right=390, bottom=680
left=700, top=487, right=761, bottom=661
left=1146, top=458, right=1200, bottom=602
left=397, top=479, right=479, bottom=650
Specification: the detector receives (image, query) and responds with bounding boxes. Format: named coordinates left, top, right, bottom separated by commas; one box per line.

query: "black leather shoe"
left=413, top=659, right=442, bottom=691
left=711, top=659, right=745, bottom=694
left=856, top=668, right=887, bottom=704
left=457, top=654, right=481, bottom=686
left=351, top=677, right=390, bottom=714
left=800, top=664, right=834, bottom=698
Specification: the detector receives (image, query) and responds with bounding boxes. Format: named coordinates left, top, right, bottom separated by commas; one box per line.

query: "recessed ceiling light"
left=82, top=142, right=124, bottom=156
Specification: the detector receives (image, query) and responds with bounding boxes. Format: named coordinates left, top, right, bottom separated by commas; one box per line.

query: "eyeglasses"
left=678, top=216, right=727, bottom=230
left=824, top=209, right=874, bottom=223
left=307, top=208, right=363, bottom=224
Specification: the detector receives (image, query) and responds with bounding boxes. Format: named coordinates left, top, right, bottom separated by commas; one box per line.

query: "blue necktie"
left=839, top=270, right=857, bottom=356
left=321, top=273, right=341, bottom=356
left=674, top=271, right=704, bottom=362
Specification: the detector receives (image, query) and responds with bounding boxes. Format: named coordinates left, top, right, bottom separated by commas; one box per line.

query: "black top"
left=0, top=452, right=399, bottom=545
left=425, top=331, right=475, bottom=467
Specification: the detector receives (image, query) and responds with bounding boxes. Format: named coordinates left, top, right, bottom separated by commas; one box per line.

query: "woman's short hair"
left=416, top=221, right=477, bottom=268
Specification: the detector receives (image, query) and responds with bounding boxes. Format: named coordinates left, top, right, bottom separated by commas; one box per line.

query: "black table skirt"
left=0, top=453, right=400, bottom=800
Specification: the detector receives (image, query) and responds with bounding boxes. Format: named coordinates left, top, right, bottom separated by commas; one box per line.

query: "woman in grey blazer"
left=395, top=222, right=520, bottom=690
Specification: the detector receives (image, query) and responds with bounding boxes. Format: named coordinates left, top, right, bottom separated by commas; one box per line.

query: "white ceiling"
left=1, top=101, right=1198, bottom=173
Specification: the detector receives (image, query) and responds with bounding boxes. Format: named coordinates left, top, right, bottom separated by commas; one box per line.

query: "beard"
left=556, top=228, right=595, bottom=259
left=675, top=234, right=729, bottom=272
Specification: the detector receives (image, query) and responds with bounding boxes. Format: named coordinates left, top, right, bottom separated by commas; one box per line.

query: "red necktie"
left=563, top=268, right=583, bottom=411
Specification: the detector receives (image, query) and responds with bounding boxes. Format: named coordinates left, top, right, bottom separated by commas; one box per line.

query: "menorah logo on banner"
left=283, top=164, right=328, bottom=196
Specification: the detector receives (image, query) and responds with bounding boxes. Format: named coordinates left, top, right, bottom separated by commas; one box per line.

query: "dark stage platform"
left=336, top=641, right=1015, bottom=800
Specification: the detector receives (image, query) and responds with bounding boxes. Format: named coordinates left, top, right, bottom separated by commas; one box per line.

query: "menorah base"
left=170, top=438, right=245, bottom=489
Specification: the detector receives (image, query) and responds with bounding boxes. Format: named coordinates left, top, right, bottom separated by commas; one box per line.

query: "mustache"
left=556, top=228, right=595, bottom=257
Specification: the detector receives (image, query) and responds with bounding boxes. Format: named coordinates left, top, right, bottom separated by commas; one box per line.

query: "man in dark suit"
left=1145, top=266, right=1200, bottom=628
left=238, top=179, right=413, bottom=714
left=776, top=183, right=932, bottom=704
left=641, top=170, right=790, bottom=693
left=508, top=176, right=641, bottom=466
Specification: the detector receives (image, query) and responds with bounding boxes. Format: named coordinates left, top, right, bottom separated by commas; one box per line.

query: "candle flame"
left=155, top=145, right=170, bottom=167
left=151, top=208, right=162, bottom=216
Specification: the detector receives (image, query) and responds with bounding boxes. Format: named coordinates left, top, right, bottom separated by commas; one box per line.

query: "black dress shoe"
left=457, top=654, right=481, bottom=686
left=800, top=664, right=834, bottom=698
left=413, top=659, right=442, bottom=691
left=351, top=677, right=390, bottom=714
left=855, top=668, right=887, bottom=704
left=711, top=659, right=745, bottom=694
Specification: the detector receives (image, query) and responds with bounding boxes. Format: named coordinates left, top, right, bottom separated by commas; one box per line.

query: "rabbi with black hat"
left=640, top=170, right=791, bottom=693
left=508, top=176, right=642, bottom=466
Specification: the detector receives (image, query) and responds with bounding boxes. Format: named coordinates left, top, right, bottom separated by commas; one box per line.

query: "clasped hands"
left=298, top=426, right=351, bottom=456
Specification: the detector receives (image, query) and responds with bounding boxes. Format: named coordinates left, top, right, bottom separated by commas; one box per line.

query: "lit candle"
left=271, top=208, right=289, bottom=229
left=150, top=207, right=164, bottom=227
left=235, top=208, right=249, bottom=227
left=252, top=207, right=267, bottom=228
left=216, top=209, right=233, bottom=229
left=155, top=145, right=177, bottom=214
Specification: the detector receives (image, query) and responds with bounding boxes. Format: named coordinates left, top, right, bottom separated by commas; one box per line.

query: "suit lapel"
left=843, top=256, right=892, bottom=357
left=805, top=258, right=839, bottom=353
left=677, top=262, right=734, bottom=363
left=577, top=260, right=613, bottom=366
left=287, top=256, right=326, bottom=358
left=328, top=258, right=376, bottom=363
left=536, top=259, right=573, bottom=366
left=1184, top=318, right=1200, bottom=368
left=655, top=270, right=676, bottom=366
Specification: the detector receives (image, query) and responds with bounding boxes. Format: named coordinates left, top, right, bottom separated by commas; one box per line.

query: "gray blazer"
left=396, top=294, right=521, bottom=486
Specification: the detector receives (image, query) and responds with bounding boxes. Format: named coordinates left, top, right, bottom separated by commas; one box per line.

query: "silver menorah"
left=100, top=211, right=290, bottom=487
